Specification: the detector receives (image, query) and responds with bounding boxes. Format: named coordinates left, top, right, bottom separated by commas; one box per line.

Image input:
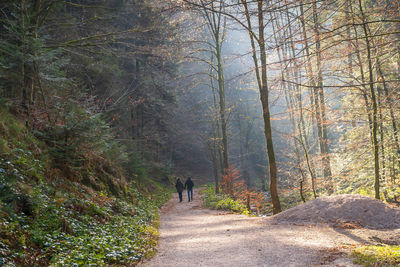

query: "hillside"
left=0, top=107, right=172, bottom=266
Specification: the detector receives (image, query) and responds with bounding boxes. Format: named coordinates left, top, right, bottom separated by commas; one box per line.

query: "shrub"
left=202, top=185, right=249, bottom=215
left=220, top=166, right=265, bottom=214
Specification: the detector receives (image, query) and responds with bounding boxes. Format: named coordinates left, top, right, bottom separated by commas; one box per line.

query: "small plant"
left=0, top=173, right=171, bottom=266
left=352, top=245, right=400, bottom=266
left=202, top=185, right=249, bottom=215
left=220, top=167, right=240, bottom=196
left=215, top=198, right=249, bottom=215
left=220, top=166, right=265, bottom=214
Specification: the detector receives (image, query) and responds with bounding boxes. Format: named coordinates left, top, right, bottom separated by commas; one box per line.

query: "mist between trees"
left=175, top=0, right=400, bottom=213
left=1, top=0, right=400, bottom=215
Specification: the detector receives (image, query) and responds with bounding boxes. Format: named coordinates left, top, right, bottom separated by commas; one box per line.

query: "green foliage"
left=382, top=185, right=400, bottom=204
left=43, top=102, right=116, bottom=169
left=0, top=177, right=170, bottom=266
left=352, top=245, right=400, bottom=266
left=0, top=108, right=172, bottom=266
left=215, top=198, right=249, bottom=215
left=0, top=107, right=42, bottom=155
left=202, top=185, right=249, bottom=215
left=0, top=148, right=45, bottom=218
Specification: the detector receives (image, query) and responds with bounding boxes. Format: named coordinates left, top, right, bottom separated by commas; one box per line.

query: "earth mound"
left=269, top=194, right=400, bottom=229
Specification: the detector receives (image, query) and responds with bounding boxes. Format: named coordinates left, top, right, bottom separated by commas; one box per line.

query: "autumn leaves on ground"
left=141, top=188, right=400, bottom=267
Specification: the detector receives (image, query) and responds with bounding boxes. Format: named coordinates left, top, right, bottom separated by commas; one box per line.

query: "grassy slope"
left=0, top=107, right=171, bottom=266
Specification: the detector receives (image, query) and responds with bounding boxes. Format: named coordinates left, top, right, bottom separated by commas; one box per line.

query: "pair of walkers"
left=175, top=177, right=194, bottom=202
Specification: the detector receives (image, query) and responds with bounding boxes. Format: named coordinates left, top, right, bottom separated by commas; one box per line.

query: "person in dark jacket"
left=175, top=178, right=184, bottom=202
left=184, top=177, right=194, bottom=202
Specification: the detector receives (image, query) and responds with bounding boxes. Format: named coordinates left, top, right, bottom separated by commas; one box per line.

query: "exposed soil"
left=140, top=190, right=400, bottom=267
left=269, top=194, right=400, bottom=229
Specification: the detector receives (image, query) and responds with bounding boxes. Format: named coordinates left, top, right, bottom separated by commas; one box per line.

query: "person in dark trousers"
left=184, top=177, right=194, bottom=202
left=175, top=178, right=184, bottom=202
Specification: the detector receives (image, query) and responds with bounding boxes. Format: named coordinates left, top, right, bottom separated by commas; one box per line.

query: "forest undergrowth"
left=352, top=245, right=400, bottom=266
left=0, top=106, right=172, bottom=266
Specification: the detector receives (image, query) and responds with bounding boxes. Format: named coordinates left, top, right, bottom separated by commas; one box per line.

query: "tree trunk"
left=240, top=0, right=281, bottom=213
left=299, top=1, right=318, bottom=194
left=377, top=86, right=386, bottom=183
left=215, top=40, right=229, bottom=172
left=312, top=0, right=332, bottom=188
left=377, top=60, right=400, bottom=172
left=20, top=0, right=31, bottom=128
left=358, top=0, right=380, bottom=199
left=257, top=0, right=281, bottom=214
left=209, top=55, right=222, bottom=193
left=272, top=8, right=306, bottom=199
left=199, top=0, right=229, bottom=174
left=212, top=139, right=220, bottom=194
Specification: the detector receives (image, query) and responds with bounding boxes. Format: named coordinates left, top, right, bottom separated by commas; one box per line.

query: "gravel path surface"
left=140, top=189, right=399, bottom=267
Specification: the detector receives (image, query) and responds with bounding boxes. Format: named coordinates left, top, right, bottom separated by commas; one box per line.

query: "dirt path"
left=140, top=189, right=396, bottom=266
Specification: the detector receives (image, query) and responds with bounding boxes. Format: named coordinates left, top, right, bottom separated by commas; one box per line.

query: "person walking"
left=184, top=177, right=194, bottom=202
left=175, top=178, right=184, bottom=202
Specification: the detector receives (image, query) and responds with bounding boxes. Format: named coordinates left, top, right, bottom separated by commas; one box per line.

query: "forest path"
left=140, top=189, right=362, bottom=267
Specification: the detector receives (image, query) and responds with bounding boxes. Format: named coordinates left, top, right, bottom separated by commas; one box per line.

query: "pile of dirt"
left=269, top=194, right=400, bottom=229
